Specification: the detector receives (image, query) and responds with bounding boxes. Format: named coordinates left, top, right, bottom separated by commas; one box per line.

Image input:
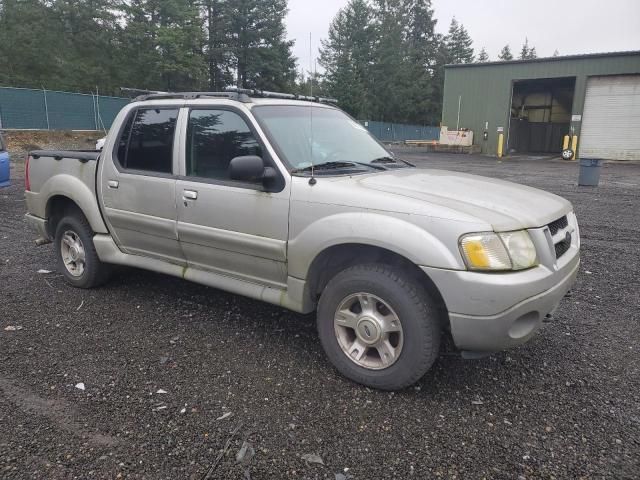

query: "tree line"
left=0, top=0, right=297, bottom=95
left=0, top=0, right=544, bottom=126
left=318, top=0, right=545, bottom=124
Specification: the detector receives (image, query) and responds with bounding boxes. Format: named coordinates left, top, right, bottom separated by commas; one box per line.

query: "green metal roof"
left=445, top=50, right=640, bottom=69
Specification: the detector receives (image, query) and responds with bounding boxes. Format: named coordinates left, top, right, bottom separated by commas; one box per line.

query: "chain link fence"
left=0, top=87, right=129, bottom=131
left=0, top=87, right=440, bottom=143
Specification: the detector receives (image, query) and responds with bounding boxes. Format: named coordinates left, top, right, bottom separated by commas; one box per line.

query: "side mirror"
left=229, top=155, right=279, bottom=190
left=229, top=155, right=267, bottom=182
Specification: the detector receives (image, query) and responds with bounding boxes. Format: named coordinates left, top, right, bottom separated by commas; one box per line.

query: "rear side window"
left=116, top=108, right=178, bottom=174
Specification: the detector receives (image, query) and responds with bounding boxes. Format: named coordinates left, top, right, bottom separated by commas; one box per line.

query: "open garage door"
left=580, top=75, right=640, bottom=160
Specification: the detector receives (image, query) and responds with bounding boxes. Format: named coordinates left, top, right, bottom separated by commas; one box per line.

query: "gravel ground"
left=1, top=152, right=639, bottom=479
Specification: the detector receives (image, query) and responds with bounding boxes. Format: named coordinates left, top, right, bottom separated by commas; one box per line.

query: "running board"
left=92, top=234, right=312, bottom=314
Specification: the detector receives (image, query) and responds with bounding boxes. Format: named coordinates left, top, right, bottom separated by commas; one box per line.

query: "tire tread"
left=317, top=263, right=441, bottom=390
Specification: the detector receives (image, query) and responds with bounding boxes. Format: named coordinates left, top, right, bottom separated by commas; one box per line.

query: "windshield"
left=252, top=105, right=394, bottom=173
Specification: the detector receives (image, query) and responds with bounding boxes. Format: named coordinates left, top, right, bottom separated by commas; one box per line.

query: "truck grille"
left=554, top=234, right=571, bottom=259
left=548, top=216, right=568, bottom=236
left=548, top=215, right=571, bottom=260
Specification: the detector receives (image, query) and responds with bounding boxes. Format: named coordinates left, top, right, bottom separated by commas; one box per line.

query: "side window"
left=116, top=108, right=178, bottom=174
left=116, top=113, right=134, bottom=164
left=186, top=109, right=262, bottom=181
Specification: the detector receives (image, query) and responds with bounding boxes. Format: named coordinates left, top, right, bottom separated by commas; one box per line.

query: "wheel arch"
left=40, top=174, right=108, bottom=237
left=45, top=194, right=103, bottom=238
left=305, top=243, right=449, bottom=320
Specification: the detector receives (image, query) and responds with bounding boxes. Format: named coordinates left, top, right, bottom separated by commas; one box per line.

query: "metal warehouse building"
left=441, top=50, right=640, bottom=160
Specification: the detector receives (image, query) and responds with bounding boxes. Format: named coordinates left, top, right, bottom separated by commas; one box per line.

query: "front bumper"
left=421, top=251, right=580, bottom=352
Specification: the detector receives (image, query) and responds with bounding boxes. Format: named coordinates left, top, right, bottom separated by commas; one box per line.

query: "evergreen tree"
left=498, top=44, right=513, bottom=61
left=404, top=0, right=442, bottom=124
left=369, top=0, right=413, bottom=122
left=0, top=0, right=122, bottom=93
left=202, top=0, right=232, bottom=90
left=52, top=1, right=123, bottom=92
left=121, top=0, right=207, bottom=92
left=0, top=1, right=62, bottom=89
left=519, top=37, right=537, bottom=60
left=444, top=17, right=474, bottom=64
left=319, top=0, right=374, bottom=119
left=552, top=49, right=560, bottom=57
left=477, top=47, right=489, bottom=62
left=295, top=70, right=327, bottom=97
left=227, top=0, right=297, bottom=91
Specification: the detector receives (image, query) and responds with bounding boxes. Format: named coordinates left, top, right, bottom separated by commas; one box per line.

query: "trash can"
left=578, top=158, right=603, bottom=186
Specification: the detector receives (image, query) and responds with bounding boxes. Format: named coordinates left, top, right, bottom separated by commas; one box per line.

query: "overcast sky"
left=287, top=0, right=640, bottom=72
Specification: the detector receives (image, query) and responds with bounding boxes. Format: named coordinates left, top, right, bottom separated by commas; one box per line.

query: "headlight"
left=460, top=231, right=537, bottom=271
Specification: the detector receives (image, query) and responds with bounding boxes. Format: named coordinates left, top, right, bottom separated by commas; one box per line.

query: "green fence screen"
left=0, top=87, right=440, bottom=143
left=0, top=87, right=129, bottom=130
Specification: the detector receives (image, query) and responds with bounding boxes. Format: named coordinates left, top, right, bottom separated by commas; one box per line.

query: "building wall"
left=442, top=52, right=640, bottom=155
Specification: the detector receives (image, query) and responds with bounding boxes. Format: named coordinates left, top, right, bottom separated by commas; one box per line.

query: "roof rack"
left=225, top=86, right=338, bottom=104
left=121, top=87, right=168, bottom=97
left=130, top=87, right=338, bottom=105
left=132, top=91, right=248, bottom=102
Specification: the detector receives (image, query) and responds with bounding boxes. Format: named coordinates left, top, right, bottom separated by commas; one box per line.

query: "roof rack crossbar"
left=132, top=91, right=252, bottom=102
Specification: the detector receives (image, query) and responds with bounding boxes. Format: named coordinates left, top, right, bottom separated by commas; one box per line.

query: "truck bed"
left=25, top=150, right=103, bottom=232
left=29, top=150, right=101, bottom=162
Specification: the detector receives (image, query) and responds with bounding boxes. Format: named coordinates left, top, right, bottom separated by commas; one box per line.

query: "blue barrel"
left=578, top=158, right=603, bottom=186
left=0, top=138, right=10, bottom=187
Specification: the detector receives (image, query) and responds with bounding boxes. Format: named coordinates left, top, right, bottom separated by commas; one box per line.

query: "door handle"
left=108, top=180, right=119, bottom=189
left=183, top=190, right=198, bottom=200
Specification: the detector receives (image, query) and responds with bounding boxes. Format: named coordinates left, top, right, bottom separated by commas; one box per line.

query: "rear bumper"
left=422, top=252, right=580, bottom=352
left=25, top=213, right=50, bottom=240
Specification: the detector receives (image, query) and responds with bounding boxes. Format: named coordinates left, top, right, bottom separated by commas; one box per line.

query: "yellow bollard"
left=571, top=135, right=579, bottom=159
left=497, top=133, right=504, bottom=158
left=562, top=135, right=570, bottom=151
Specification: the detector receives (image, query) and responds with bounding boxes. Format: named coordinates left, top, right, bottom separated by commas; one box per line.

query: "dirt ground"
left=1, top=149, right=639, bottom=479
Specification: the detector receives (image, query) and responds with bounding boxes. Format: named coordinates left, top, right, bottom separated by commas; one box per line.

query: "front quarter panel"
left=287, top=179, right=488, bottom=280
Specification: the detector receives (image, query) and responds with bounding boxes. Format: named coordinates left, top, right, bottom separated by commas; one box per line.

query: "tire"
left=53, top=209, right=111, bottom=289
left=317, top=264, right=441, bottom=391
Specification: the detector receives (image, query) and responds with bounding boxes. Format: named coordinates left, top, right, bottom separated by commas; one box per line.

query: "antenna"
left=309, top=32, right=316, bottom=185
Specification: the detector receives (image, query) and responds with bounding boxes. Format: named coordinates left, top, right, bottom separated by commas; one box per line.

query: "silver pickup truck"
left=24, top=90, right=580, bottom=390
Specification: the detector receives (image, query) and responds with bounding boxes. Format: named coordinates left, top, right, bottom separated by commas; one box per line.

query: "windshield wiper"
left=291, top=161, right=386, bottom=174
left=370, top=156, right=414, bottom=167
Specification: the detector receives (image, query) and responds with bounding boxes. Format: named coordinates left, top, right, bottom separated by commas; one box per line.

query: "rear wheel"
left=317, top=264, right=441, bottom=390
left=54, top=210, right=111, bottom=288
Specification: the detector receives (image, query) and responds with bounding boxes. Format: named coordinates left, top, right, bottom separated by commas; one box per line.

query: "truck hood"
left=330, top=169, right=572, bottom=231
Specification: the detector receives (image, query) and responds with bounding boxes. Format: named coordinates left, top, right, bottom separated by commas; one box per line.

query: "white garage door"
left=580, top=75, right=640, bottom=160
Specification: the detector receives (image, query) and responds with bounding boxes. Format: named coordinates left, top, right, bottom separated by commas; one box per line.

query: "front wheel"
left=54, top=210, right=111, bottom=289
left=317, top=264, right=441, bottom=390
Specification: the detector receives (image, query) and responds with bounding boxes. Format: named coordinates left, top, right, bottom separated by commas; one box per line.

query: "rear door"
left=99, top=106, right=185, bottom=264
left=175, top=106, right=290, bottom=287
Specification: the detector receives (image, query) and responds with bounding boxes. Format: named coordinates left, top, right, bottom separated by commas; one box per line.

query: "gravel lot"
left=1, top=151, right=639, bottom=479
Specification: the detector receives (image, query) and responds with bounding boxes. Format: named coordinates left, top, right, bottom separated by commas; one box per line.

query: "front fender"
left=37, top=174, right=108, bottom=233
left=288, top=211, right=464, bottom=280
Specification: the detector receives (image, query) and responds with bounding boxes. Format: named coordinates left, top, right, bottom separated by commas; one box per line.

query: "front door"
left=175, top=107, right=290, bottom=287
left=99, top=107, right=185, bottom=264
